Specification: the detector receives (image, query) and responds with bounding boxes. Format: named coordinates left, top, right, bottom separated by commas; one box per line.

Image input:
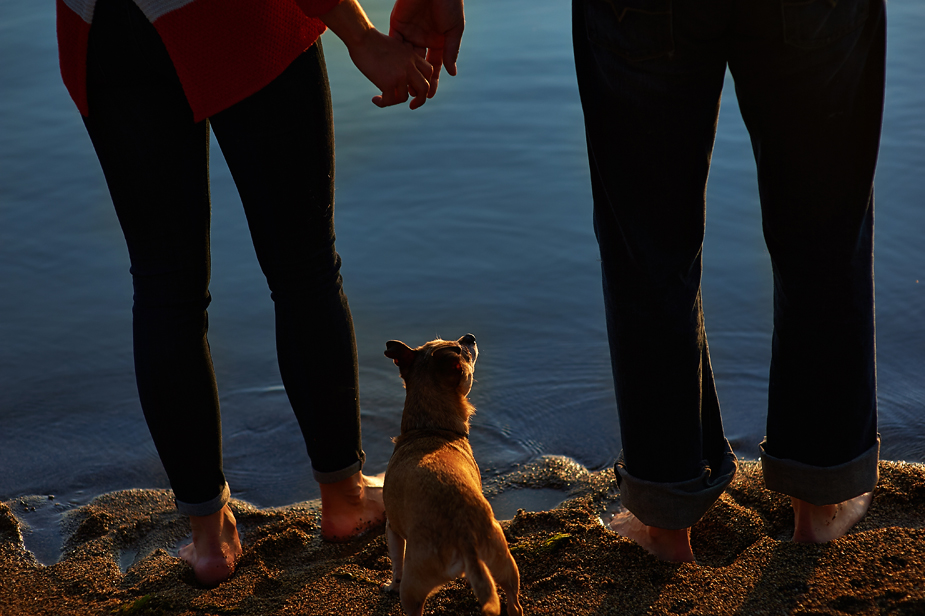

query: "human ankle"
left=791, top=493, right=873, bottom=543
left=180, top=505, right=242, bottom=586
left=610, top=510, right=694, bottom=563
left=319, top=473, right=365, bottom=505
left=190, top=505, right=237, bottom=538
left=647, top=526, right=695, bottom=562
left=319, top=472, right=385, bottom=541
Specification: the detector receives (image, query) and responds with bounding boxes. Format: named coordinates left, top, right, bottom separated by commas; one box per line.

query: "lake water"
left=2, top=0, right=923, bottom=527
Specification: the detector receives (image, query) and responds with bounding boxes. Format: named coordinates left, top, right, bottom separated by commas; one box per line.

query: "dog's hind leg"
left=464, top=548, right=501, bottom=616
left=489, top=552, right=523, bottom=616
left=397, top=550, right=449, bottom=616
left=381, top=520, right=405, bottom=594
left=486, top=526, right=523, bottom=616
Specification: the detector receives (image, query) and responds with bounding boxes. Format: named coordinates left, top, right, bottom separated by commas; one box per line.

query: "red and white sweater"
left=57, top=0, right=340, bottom=121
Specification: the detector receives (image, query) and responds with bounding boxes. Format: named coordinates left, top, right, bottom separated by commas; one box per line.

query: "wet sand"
left=1, top=459, right=923, bottom=615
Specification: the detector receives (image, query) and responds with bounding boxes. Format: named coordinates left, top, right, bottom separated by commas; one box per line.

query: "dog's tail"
left=464, top=546, right=501, bottom=616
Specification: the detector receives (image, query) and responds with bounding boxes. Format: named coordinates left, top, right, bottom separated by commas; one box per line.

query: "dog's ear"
left=433, top=345, right=464, bottom=381
left=385, top=340, right=416, bottom=370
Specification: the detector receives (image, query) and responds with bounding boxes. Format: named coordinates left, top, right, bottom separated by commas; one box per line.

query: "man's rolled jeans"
left=572, top=0, right=884, bottom=529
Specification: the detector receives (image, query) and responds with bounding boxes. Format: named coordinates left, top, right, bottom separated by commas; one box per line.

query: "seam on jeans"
left=584, top=0, right=675, bottom=62
left=780, top=0, right=869, bottom=50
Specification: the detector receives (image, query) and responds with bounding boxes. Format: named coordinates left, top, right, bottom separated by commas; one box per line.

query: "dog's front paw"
left=380, top=579, right=401, bottom=594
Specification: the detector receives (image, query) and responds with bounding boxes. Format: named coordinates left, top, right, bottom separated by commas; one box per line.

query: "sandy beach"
left=1, top=459, right=923, bottom=615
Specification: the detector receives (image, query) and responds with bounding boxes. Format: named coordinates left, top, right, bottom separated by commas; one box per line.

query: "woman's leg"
left=84, top=0, right=229, bottom=515
left=209, top=43, right=383, bottom=539
left=82, top=0, right=239, bottom=583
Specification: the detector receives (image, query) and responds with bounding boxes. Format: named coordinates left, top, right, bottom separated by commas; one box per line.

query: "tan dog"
left=382, top=334, right=523, bottom=616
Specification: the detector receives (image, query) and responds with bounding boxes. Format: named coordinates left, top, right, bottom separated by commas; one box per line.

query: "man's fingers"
left=408, top=54, right=433, bottom=103
left=425, top=47, right=444, bottom=98
left=428, top=64, right=441, bottom=98
left=443, top=28, right=463, bottom=76
left=408, top=69, right=430, bottom=108
left=409, top=73, right=429, bottom=109
left=416, top=55, right=434, bottom=82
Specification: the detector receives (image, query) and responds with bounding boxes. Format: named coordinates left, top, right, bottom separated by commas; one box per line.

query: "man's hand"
left=389, top=0, right=465, bottom=98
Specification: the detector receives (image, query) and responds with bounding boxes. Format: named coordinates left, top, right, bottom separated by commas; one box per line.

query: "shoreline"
left=2, top=459, right=924, bottom=615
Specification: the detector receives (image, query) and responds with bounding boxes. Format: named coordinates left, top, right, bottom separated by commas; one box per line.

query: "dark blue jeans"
left=83, top=0, right=365, bottom=516
left=573, top=0, right=884, bottom=528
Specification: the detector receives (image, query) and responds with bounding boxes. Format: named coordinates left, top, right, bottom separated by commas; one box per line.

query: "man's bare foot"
left=609, top=508, right=695, bottom=563
left=319, top=471, right=386, bottom=542
left=791, top=492, right=873, bottom=543
left=178, top=504, right=243, bottom=586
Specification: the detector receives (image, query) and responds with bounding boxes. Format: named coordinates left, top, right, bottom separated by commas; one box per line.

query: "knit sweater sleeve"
left=295, top=0, right=342, bottom=18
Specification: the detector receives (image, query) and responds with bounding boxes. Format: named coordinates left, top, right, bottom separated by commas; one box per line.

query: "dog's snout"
left=458, top=334, right=477, bottom=363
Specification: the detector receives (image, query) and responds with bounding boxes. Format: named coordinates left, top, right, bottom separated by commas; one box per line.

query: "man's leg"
left=572, top=0, right=736, bottom=557
left=730, top=0, right=885, bottom=539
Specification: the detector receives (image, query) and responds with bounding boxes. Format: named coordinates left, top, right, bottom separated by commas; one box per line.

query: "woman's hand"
left=350, top=28, right=433, bottom=109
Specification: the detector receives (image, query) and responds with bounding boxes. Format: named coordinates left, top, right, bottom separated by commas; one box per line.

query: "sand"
left=1, top=459, right=923, bottom=616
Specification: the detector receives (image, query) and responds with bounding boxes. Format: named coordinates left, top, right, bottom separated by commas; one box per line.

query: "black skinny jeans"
left=83, top=0, right=365, bottom=514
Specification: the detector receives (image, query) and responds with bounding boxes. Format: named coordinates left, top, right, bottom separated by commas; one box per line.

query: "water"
left=2, top=0, right=923, bottom=534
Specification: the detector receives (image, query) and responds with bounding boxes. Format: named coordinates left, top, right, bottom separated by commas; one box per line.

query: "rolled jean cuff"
left=175, top=482, right=231, bottom=517
left=760, top=436, right=880, bottom=506
left=615, top=446, right=738, bottom=530
left=313, top=459, right=362, bottom=484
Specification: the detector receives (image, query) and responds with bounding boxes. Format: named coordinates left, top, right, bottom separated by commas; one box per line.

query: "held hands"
left=321, top=0, right=433, bottom=109
left=389, top=0, right=465, bottom=98
left=350, top=28, right=433, bottom=109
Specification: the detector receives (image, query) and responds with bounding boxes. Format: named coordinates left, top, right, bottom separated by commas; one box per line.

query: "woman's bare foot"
left=791, top=492, right=873, bottom=543
left=178, top=504, right=243, bottom=587
left=609, top=508, right=695, bottom=563
left=319, top=471, right=386, bottom=542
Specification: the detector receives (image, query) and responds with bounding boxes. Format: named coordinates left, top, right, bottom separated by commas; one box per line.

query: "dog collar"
left=397, top=427, right=470, bottom=441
